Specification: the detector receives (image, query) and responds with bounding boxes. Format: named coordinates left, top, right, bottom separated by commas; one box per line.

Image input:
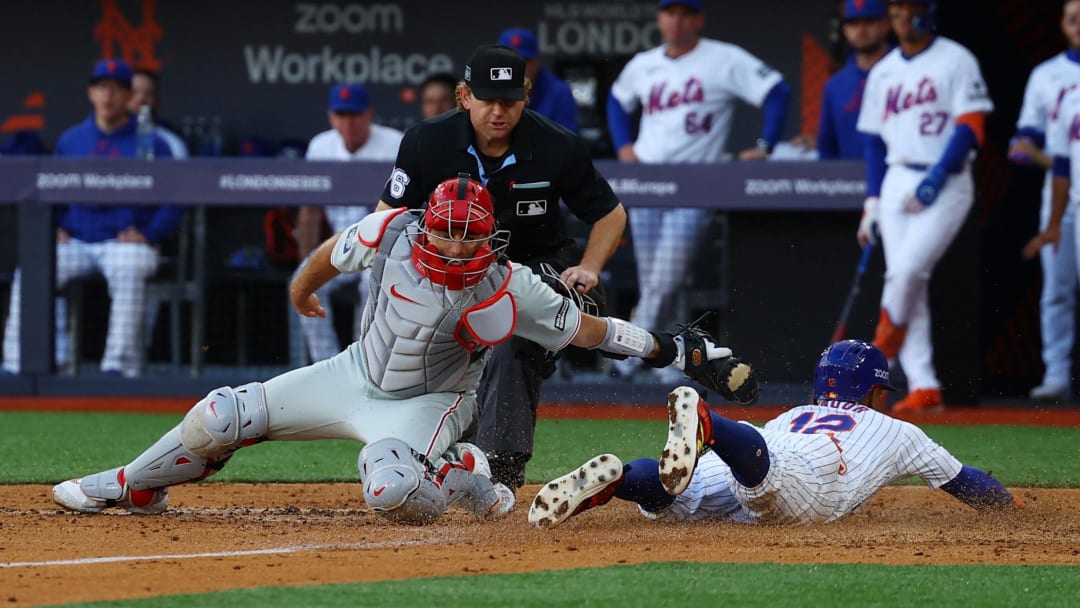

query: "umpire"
left=373, top=44, right=627, bottom=487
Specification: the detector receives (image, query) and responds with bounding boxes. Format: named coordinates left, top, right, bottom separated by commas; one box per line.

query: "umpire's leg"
left=468, top=336, right=550, bottom=488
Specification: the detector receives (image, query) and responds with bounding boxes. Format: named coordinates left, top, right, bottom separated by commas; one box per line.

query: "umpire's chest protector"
left=359, top=214, right=514, bottom=398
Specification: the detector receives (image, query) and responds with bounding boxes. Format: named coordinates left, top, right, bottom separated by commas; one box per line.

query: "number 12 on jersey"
left=789, top=412, right=856, bottom=435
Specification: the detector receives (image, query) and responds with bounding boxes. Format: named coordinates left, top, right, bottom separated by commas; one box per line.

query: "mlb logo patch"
left=491, top=67, right=513, bottom=81
left=516, top=200, right=547, bottom=216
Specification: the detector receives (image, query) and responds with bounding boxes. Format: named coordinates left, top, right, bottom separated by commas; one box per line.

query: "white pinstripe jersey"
left=609, top=38, right=782, bottom=163
left=1045, top=85, right=1080, bottom=205
left=1017, top=52, right=1080, bottom=203
left=652, top=400, right=963, bottom=524
left=857, top=37, right=993, bottom=167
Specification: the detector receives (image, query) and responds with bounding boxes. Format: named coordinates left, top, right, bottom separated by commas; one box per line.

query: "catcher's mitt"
left=671, top=313, right=759, bottom=406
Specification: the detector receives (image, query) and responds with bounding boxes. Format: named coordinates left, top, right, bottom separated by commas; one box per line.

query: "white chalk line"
left=0, top=538, right=435, bottom=569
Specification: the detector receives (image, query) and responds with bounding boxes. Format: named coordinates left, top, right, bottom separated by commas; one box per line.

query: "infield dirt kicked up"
left=2, top=399, right=1078, bottom=606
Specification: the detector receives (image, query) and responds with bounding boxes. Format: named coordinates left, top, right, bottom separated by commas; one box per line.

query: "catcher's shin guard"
left=124, top=425, right=221, bottom=491
left=53, top=466, right=169, bottom=514
left=359, top=438, right=447, bottom=525
left=438, top=443, right=516, bottom=519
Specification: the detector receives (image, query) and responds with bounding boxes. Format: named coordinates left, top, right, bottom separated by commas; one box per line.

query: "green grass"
left=10, top=411, right=1078, bottom=608
left=46, top=562, right=1080, bottom=608
left=2, top=411, right=1079, bottom=486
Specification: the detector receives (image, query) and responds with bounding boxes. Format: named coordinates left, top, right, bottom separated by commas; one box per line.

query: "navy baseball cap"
left=658, top=0, right=702, bottom=11
left=498, top=28, right=539, bottom=59
left=89, top=58, right=132, bottom=87
left=328, top=83, right=370, bottom=113
left=464, top=45, right=526, bottom=101
left=844, top=0, right=886, bottom=20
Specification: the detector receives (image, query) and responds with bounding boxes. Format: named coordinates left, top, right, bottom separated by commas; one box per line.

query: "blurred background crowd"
left=0, top=0, right=1073, bottom=406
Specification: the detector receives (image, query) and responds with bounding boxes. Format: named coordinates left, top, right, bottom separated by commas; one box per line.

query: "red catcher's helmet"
left=411, top=174, right=508, bottom=291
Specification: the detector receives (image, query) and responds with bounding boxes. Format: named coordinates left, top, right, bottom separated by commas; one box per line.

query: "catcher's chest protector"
left=360, top=213, right=513, bottom=397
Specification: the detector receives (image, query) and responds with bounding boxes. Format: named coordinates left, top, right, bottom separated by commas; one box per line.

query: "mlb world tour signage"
left=4, top=158, right=865, bottom=209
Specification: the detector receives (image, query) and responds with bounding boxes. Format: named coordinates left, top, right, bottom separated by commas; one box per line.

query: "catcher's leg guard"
left=53, top=466, right=169, bottom=514
left=125, top=424, right=222, bottom=491
left=179, top=383, right=269, bottom=459
left=438, top=443, right=516, bottom=520
left=358, top=438, right=446, bottom=525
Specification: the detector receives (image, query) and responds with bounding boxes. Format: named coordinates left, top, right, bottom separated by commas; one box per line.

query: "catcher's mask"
left=536, top=262, right=601, bottom=317
left=813, top=339, right=895, bottom=403
left=409, top=174, right=509, bottom=293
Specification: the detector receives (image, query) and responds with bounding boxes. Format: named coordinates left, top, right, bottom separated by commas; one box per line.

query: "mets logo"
left=94, top=0, right=164, bottom=71
left=883, top=77, right=938, bottom=121
left=691, top=348, right=703, bottom=367
left=647, top=78, right=705, bottom=115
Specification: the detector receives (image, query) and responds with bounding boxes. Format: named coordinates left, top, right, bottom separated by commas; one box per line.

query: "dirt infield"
left=3, top=401, right=1078, bottom=606
left=1, top=484, right=1078, bottom=607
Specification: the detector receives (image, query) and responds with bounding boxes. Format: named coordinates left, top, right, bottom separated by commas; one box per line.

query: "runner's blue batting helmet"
left=813, top=340, right=895, bottom=403
left=887, top=0, right=937, bottom=33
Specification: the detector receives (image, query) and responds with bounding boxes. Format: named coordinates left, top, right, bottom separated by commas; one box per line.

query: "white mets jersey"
left=330, top=209, right=581, bottom=397
left=1045, top=87, right=1080, bottom=205
left=1018, top=53, right=1080, bottom=201
left=609, top=38, right=782, bottom=163
left=306, top=124, right=403, bottom=231
left=656, top=400, right=963, bottom=524
left=857, top=37, right=993, bottom=168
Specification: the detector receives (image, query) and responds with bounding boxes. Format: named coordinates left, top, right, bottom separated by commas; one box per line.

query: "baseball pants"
left=878, top=166, right=973, bottom=391
left=648, top=426, right=844, bottom=524
left=1039, top=178, right=1077, bottom=389
left=627, top=207, right=711, bottom=332
left=263, top=341, right=476, bottom=462
left=3, top=239, right=159, bottom=377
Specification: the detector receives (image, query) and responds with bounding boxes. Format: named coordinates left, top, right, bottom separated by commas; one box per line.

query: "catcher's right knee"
left=358, top=438, right=446, bottom=525
left=179, top=383, right=269, bottom=459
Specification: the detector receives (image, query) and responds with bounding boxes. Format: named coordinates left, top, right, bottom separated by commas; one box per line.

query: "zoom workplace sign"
left=596, top=161, right=865, bottom=210
left=12, top=159, right=864, bottom=210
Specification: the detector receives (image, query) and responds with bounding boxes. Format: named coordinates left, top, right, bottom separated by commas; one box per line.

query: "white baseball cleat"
left=528, top=454, right=624, bottom=528
left=1030, top=383, right=1070, bottom=402
left=659, top=386, right=710, bottom=496
left=52, top=469, right=168, bottom=515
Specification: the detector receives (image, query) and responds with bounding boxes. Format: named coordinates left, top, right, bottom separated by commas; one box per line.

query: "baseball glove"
left=671, top=313, right=759, bottom=406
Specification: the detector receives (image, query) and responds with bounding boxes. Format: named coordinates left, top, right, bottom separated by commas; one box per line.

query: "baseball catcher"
left=51, top=175, right=758, bottom=525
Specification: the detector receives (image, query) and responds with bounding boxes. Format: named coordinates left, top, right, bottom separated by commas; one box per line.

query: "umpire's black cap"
left=464, top=45, right=526, bottom=101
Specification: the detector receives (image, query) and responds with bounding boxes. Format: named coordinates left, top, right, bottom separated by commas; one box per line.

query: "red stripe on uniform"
left=424, top=394, right=464, bottom=459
